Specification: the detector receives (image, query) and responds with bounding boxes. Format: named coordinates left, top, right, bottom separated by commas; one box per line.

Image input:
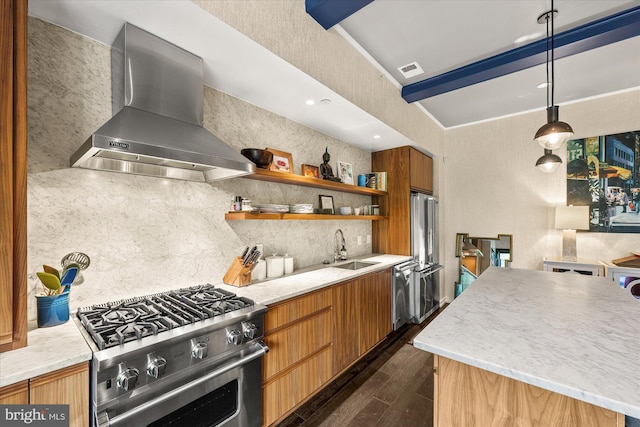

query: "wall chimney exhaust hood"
left=71, top=23, right=255, bottom=182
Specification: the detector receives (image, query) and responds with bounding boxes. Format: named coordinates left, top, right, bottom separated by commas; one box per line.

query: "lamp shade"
left=534, top=106, right=574, bottom=150
left=536, top=149, right=562, bottom=173
left=555, top=205, right=589, bottom=230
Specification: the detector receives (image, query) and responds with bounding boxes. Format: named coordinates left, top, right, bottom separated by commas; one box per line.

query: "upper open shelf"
left=242, top=169, right=387, bottom=196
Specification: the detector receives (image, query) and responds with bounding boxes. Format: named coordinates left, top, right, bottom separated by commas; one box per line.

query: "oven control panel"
left=93, top=315, right=265, bottom=403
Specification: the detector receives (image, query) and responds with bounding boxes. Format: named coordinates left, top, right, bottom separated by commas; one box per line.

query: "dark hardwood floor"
left=277, top=306, right=445, bottom=427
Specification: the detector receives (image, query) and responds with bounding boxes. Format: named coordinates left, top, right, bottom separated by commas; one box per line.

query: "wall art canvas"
left=567, top=130, right=640, bottom=233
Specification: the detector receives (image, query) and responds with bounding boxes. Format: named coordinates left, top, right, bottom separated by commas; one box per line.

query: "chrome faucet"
left=334, top=229, right=347, bottom=262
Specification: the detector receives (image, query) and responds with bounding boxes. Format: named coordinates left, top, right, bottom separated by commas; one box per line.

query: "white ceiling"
left=28, top=1, right=640, bottom=153
left=339, top=0, right=640, bottom=128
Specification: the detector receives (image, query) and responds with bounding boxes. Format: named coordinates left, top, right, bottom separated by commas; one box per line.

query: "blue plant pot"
left=36, top=292, right=70, bottom=327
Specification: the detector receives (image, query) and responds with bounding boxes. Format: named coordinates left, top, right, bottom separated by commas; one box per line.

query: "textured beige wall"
left=26, top=18, right=374, bottom=321
left=442, top=89, right=640, bottom=300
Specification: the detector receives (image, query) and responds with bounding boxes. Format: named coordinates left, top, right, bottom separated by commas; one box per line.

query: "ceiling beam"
left=305, top=0, right=374, bottom=30
left=402, top=6, right=640, bottom=103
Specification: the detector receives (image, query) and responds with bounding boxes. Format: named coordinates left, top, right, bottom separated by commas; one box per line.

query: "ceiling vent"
left=397, top=61, right=424, bottom=79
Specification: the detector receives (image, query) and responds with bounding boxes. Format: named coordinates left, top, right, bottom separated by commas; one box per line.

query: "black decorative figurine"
left=320, top=147, right=341, bottom=182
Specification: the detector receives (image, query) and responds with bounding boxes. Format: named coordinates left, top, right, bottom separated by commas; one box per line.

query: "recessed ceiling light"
left=373, top=135, right=381, bottom=139
left=537, top=82, right=550, bottom=89
left=320, top=99, right=331, bottom=104
left=305, top=99, right=315, bottom=105
left=514, top=32, right=543, bottom=44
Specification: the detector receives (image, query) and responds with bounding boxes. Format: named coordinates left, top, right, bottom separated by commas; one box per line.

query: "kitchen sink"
left=333, top=261, right=379, bottom=270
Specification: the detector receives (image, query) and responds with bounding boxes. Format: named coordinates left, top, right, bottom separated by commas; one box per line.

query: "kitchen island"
left=414, top=267, right=639, bottom=426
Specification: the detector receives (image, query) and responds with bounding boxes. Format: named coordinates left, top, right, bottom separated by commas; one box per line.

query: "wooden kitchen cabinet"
left=0, top=380, right=28, bottom=404
left=262, top=288, right=333, bottom=426
left=0, top=363, right=89, bottom=427
left=332, top=281, right=359, bottom=374
left=409, top=147, right=433, bottom=193
left=263, top=268, right=393, bottom=426
left=333, top=268, right=393, bottom=375
left=0, top=0, right=28, bottom=353
left=372, top=146, right=433, bottom=255
left=433, top=355, right=623, bottom=427
left=358, top=269, right=392, bottom=356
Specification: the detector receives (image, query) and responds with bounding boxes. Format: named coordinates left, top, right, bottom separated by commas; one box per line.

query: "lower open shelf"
left=225, top=212, right=386, bottom=221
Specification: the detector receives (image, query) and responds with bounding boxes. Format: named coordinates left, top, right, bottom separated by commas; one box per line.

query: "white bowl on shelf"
left=339, top=206, right=352, bottom=215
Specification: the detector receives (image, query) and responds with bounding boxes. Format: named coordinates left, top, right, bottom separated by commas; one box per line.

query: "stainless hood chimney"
left=71, top=23, right=255, bottom=181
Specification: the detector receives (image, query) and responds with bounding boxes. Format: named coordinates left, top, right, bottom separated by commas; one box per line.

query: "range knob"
left=147, top=356, right=167, bottom=379
left=242, top=322, right=258, bottom=339
left=226, top=329, right=243, bottom=345
left=116, top=367, right=139, bottom=392
left=191, top=342, right=208, bottom=359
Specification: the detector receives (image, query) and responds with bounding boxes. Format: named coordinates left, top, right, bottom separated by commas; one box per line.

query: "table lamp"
left=555, top=205, right=589, bottom=262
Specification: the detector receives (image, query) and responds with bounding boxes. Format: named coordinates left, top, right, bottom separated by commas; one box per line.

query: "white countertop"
left=0, top=320, right=93, bottom=388
left=413, top=267, right=640, bottom=418
left=218, top=254, right=411, bottom=305
left=0, top=254, right=410, bottom=388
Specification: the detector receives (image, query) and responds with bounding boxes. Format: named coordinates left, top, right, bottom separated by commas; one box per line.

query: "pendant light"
left=534, top=0, right=573, bottom=171
left=536, top=149, right=562, bottom=172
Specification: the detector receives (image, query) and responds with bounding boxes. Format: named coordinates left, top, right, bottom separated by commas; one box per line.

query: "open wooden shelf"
left=225, top=212, right=386, bottom=221
left=243, top=169, right=387, bottom=196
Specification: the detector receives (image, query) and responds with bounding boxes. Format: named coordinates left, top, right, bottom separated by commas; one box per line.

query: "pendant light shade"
left=536, top=149, right=562, bottom=173
left=535, top=106, right=574, bottom=150
left=534, top=2, right=574, bottom=166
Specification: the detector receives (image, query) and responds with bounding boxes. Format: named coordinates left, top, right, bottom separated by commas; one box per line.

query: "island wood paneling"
left=29, top=362, right=90, bottom=427
left=0, top=380, right=28, bottom=405
left=434, top=355, right=624, bottom=427
left=0, top=0, right=28, bottom=352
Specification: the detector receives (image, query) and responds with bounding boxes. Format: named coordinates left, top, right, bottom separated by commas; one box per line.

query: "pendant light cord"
left=546, top=13, right=550, bottom=109
left=551, top=0, right=555, bottom=108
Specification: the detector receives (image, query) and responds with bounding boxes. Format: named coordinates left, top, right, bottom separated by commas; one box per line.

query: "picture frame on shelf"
left=301, top=164, right=319, bottom=178
left=266, top=148, right=293, bottom=173
left=337, top=161, right=354, bottom=185
left=319, top=195, right=334, bottom=214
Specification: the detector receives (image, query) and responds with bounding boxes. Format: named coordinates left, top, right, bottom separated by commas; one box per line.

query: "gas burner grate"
left=77, top=284, right=254, bottom=350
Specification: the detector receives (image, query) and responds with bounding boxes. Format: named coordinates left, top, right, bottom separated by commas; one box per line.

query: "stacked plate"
left=289, top=204, right=314, bottom=214
left=256, top=203, right=290, bottom=213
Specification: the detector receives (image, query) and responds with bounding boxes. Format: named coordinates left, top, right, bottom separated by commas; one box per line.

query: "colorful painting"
left=567, top=130, right=640, bottom=233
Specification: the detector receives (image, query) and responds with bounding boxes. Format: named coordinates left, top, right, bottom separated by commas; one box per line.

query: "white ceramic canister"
left=252, top=258, right=267, bottom=281
left=283, top=253, right=294, bottom=274
left=266, top=254, right=284, bottom=278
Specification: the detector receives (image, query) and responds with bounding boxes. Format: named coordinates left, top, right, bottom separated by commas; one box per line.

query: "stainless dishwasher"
left=392, top=260, right=418, bottom=330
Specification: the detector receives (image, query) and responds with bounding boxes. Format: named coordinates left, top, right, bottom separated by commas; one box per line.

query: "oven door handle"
left=99, top=341, right=269, bottom=427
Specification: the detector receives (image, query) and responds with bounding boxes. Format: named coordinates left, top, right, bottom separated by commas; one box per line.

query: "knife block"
left=223, top=257, right=252, bottom=287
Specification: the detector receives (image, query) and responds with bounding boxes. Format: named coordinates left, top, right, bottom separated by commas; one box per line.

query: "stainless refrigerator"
left=410, top=192, right=443, bottom=324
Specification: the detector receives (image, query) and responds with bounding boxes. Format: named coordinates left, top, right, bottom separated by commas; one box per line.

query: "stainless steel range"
left=74, top=284, right=268, bottom=427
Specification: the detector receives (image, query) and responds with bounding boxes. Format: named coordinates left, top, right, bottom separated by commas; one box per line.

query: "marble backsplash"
left=26, top=18, right=375, bottom=322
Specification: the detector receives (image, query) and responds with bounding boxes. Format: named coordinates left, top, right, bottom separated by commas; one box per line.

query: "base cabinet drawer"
left=0, top=363, right=89, bottom=427
left=263, top=346, right=333, bottom=426
left=263, top=310, right=331, bottom=381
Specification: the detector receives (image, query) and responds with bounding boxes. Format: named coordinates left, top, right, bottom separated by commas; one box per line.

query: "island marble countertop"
left=413, top=267, right=640, bottom=418
left=0, top=253, right=410, bottom=388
